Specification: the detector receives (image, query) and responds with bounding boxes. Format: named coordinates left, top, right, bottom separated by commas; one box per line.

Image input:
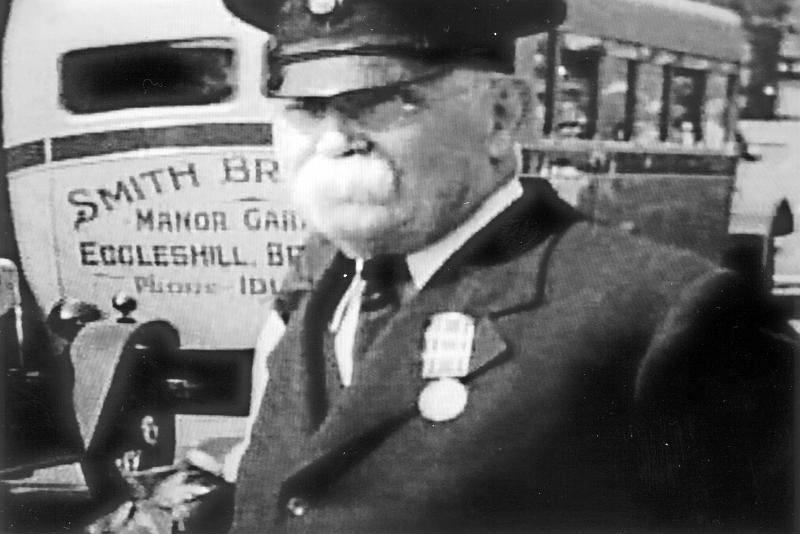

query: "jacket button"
left=286, top=497, right=310, bottom=517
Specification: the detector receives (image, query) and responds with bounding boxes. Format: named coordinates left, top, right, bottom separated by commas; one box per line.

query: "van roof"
left=563, top=0, right=745, bottom=63
left=6, top=0, right=258, bottom=50
left=3, top=0, right=270, bottom=145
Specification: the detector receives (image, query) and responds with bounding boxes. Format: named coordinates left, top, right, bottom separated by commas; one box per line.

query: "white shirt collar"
left=405, top=178, right=524, bottom=290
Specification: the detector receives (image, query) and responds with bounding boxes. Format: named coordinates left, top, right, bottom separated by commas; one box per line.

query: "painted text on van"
left=242, top=208, right=305, bottom=232
left=137, top=209, right=229, bottom=232
left=223, top=157, right=279, bottom=183
left=79, top=241, right=249, bottom=267
left=134, top=275, right=219, bottom=295
left=68, top=164, right=199, bottom=228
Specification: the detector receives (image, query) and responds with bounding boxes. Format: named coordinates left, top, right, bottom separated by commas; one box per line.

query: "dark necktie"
left=359, top=255, right=411, bottom=312
left=326, top=255, right=411, bottom=388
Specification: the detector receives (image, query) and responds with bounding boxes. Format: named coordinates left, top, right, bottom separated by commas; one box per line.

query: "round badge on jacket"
left=418, top=378, right=469, bottom=422
left=417, top=312, right=475, bottom=422
left=308, top=0, right=340, bottom=15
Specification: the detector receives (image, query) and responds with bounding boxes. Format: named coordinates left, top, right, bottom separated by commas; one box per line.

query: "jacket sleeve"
left=224, top=234, right=338, bottom=481
left=633, top=269, right=796, bottom=529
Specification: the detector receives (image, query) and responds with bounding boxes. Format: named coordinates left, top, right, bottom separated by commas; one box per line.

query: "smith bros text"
left=67, top=156, right=280, bottom=228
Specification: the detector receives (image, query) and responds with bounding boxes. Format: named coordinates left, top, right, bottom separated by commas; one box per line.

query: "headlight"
left=47, top=297, right=102, bottom=340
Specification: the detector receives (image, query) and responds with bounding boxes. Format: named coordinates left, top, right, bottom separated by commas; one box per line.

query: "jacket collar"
left=420, top=178, right=582, bottom=315
left=406, top=178, right=524, bottom=290
left=297, top=178, right=581, bottom=317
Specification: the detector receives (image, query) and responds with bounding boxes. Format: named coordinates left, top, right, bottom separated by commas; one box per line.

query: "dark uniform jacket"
left=232, top=181, right=794, bottom=533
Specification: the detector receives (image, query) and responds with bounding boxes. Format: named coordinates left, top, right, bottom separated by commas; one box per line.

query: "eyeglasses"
left=283, top=83, right=428, bottom=132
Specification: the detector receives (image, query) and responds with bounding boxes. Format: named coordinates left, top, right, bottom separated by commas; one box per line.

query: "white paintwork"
left=3, top=0, right=307, bottom=350
left=10, top=148, right=302, bottom=349
left=3, top=0, right=278, bottom=145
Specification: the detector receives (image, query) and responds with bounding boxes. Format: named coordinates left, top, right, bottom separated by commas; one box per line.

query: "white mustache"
left=292, top=155, right=397, bottom=204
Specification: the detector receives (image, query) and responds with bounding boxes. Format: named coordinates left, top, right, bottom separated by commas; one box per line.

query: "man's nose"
left=313, top=113, right=373, bottom=157
left=315, top=130, right=350, bottom=157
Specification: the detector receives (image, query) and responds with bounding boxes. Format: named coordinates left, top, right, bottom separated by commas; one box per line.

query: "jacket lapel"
left=279, top=255, right=543, bottom=508
left=280, top=180, right=581, bottom=503
left=239, top=248, right=352, bottom=519
left=314, top=283, right=472, bottom=449
left=299, top=252, right=353, bottom=429
left=309, top=248, right=540, bottom=454
left=277, top=279, right=512, bottom=510
left=467, top=315, right=509, bottom=378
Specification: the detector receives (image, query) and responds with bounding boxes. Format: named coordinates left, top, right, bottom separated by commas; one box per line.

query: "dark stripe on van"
left=52, top=123, right=272, bottom=161
left=5, top=140, right=45, bottom=173
left=614, top=152, right=737, bottom=175
left=521, top=147, right=737, bottom=176
left=5, top=123, right=273, bottom=172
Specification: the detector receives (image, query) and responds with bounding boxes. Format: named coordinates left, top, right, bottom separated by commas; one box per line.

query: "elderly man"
left=222, top=0, right=794, bottom=532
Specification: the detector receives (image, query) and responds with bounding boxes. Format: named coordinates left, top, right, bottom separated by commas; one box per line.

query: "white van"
left=2, top=0, right=302, bottom=493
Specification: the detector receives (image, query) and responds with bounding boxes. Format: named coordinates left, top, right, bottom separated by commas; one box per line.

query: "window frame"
left=540, top=30, right=739, bottom=149
left=58, top=38, right=238, bottom=115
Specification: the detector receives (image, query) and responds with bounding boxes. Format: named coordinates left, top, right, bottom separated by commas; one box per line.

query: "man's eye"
left=286, top=99, right=328, bottom=117
left=397, top=88, right=424, bottom=109
left=339, top=85, right=423, bottom=110
left=338, top=90, right=390, bottom=111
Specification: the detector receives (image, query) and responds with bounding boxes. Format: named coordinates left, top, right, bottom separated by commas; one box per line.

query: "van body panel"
left=3, top=0, right=299, bottom=351
left=7, top=166, right=62, bottom=311
left=10, top=141, right=306, bottom=349
left=2, top=0, right=293, bottom=474
left=2, top=0, right=271, bottom=146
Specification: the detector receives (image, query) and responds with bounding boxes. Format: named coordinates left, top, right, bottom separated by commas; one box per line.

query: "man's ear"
left=488, top=77, right=533, bottom=162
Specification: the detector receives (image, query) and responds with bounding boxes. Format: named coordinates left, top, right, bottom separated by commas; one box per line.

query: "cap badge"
left=307, top=0, right=342, bottom=16
left=418, top=312, right=475, bottom=422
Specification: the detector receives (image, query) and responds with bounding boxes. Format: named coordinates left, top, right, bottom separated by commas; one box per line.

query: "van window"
left=667, top=67, right=705, bottom=144
left=703, top=72, right=730, bottom=149
left=632, top=62, right=663, bottom=145
left=597, top=56, right=630, bottom=141
left=554, top=46, right=600, bottom=139
left=61, top=39, right=235, bottom=114
left=516, top=33, right=551, bottom=132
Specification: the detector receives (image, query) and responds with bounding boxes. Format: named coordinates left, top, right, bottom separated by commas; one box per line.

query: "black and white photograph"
left=0, top=0, right=797, bottom=532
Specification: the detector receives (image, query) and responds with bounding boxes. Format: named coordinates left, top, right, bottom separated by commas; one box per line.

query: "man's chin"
left=306, top=203, right=408, bottom=255
left=315, top=203, right=395, bottom=235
